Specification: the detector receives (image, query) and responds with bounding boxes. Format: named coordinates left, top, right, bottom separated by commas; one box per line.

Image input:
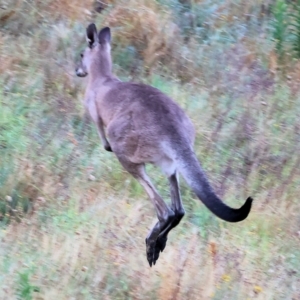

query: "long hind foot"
left=145, top=211, right=175, bottom=266
left=145, top=235, right=168, bottom=266
left=145, top=209, right=185, bottom=266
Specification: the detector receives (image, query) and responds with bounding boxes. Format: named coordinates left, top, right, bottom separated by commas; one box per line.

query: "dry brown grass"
left=2, top=198, right=296, bottom=299
left=102, top=0, right=179, bottom=70
left=47, top=0, right=95, bottom=21
left=0, top=34, right=23, bottom=75
left=0, top=0, right=22, bottom=23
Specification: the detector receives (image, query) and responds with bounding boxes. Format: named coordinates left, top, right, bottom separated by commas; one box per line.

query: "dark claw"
left=145, top=235, right=168, bottom=266
left=104, top=143, right=113, bottom=152
left=146, top=238, right=155, bottom=267
left=146, top=238, right=158, bottom=267
left=157, top=235, right=167, bottom=253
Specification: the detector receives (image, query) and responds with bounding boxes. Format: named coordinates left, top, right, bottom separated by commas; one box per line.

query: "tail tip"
left=242, top=196, right=253, bottom=220
left=246, top=196, right=253, bottom=204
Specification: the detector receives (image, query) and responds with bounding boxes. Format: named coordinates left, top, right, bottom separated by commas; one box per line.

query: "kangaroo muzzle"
left=76, top=67, right=88, bottom=77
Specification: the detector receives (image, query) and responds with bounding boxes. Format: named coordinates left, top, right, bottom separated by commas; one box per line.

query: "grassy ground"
left=0, top=0, right=300, bottom=299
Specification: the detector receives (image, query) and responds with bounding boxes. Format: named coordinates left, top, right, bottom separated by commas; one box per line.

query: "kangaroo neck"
left=89, top=50, right=113, bottom=82
left=89, top=69, right=112, bottom=84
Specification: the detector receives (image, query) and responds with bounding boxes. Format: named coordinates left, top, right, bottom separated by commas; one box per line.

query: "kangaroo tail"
left=177, top=148, right=252, bottom=222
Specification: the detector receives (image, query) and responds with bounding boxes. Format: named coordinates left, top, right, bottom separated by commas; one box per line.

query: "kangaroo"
left=76, top=24, right=253, bottom=266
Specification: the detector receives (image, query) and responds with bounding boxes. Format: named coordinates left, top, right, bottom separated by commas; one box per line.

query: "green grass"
left=0, top=0, right=300, bottom=299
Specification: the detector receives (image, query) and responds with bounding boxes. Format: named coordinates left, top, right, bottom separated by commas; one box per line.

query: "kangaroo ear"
left=86, top=23, right=98, bottom=48
left=98, top=27, right=111, bottom=44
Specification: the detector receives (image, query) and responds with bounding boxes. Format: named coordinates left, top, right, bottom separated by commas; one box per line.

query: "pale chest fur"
left=84, top=85, right=112, bottom=125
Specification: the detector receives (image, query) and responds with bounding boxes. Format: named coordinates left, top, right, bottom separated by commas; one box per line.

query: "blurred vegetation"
left=0, top=0, right=299, bottom=299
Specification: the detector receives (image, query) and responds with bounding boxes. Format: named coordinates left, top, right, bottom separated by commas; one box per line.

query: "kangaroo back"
left=176, top=147, right=252, bottom=222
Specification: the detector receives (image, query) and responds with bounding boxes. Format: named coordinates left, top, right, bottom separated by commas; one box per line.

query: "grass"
left=0, top=0, right=300, bottom=299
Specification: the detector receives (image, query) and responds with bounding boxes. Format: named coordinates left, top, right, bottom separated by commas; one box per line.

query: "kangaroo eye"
left=80, top=53, right=84, bottom=58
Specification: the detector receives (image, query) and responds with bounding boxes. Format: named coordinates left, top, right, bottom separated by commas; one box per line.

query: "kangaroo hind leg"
left=116, top=156, right=175, bottom=266
left=152, top=171, right=185, bottom=258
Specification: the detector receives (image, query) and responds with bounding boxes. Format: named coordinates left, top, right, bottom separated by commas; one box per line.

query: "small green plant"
left=271, top=0, right=288, bottom=60
left=16, top=269, right=40, bottom=300
left=290, top=0, right=300, bottom=58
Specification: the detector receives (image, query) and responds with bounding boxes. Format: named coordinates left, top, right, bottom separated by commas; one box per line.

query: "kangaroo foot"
left=104, top=142, right=113, bottom=152
left=145, top=216, right=173, bottom=266
left=145, top=235, right=168, bottom=267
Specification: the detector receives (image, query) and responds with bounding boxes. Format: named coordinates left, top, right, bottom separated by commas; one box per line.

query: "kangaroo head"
left=76, top=24, right=111, bottom=78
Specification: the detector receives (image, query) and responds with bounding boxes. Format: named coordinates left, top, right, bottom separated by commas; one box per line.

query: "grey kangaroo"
left=76, top=24, right=253, bottom=266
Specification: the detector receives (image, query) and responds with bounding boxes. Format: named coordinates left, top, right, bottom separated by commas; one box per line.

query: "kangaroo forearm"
left=96, top=121, right=112, bottom=152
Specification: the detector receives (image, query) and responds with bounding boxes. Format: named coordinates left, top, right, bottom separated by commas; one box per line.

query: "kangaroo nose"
left=75, top=67, right=81, bottom=75
left=76, top=67, right=87, bottom=77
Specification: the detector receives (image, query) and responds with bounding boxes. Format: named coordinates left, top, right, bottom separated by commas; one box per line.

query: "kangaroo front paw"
left=104, top=143, right=113, bottom=152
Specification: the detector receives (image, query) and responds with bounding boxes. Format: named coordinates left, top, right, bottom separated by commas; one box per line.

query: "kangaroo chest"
left=84, top=85, right=114, bottom=126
